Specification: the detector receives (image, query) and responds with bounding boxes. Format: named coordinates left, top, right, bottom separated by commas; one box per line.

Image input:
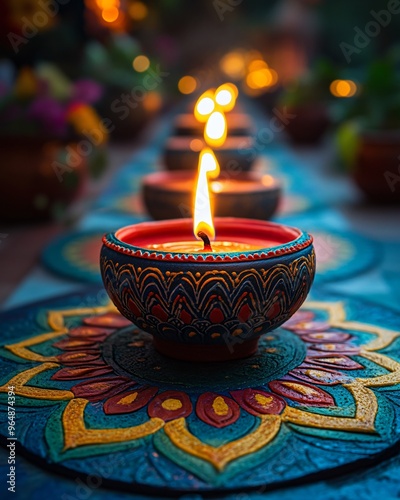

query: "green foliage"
left=344, top=51, right=400, bottom=130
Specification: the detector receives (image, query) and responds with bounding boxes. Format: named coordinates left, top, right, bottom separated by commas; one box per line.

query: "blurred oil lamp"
left=166, top=84, right=254, bottom=171
left=102, top=154, right=313, bottom=361
left=141, top=168, right=281, bottom=221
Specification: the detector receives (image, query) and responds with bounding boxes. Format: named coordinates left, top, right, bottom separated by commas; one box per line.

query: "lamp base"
left=152, top=337, right=259, bottom=362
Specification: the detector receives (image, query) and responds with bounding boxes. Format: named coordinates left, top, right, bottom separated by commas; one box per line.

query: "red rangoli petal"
left=288, top=367, right=347, bottom=385
left=84, top=313, right=131, bottom=328
left=305, top=354, right=364, bottom=370
left=309, top=343, right=359, bottom=354
left=301, top=332, right=351, bottom=343
left=53, top=338, right=99, bottom=351
left=231, top=388, right=286, bottom=416
left=71, top=376, right=133, bottom=402
left=57, top=352, right=103, bottom=365
left=269, top=380, right=335, bottom=406
left=196, top=393, right=240, bottom=428
left=68, top=326, right=114, bottom=341
left=104, top=386, right=158, bottom=415
left=51, top=366, right=113, bottom=381
left=148, top=391, right=192, bottom=422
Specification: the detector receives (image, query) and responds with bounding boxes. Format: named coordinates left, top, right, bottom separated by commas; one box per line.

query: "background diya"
left=165, top=84, right=255, bottom=172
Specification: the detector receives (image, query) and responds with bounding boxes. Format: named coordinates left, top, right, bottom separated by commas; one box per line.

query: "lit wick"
left=197, top=231, right=213, bottom=252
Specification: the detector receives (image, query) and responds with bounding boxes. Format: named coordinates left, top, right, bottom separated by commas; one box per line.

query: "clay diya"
left=173, top=113, right=254, bottom=137
left=101, top=149, right=313, bottom=362
left=100, top=218, right=314, bottom=362
left=164, top=136, right=255, bottom=172
left=141, top=170, right=281, bottom=221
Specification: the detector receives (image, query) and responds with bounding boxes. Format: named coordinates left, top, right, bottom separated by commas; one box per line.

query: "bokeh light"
left=330, top=80, right=357, bottom=98
left=102, top=6, right=119, bottom=22
left=133, top=55, right=150, bottom=72
left=128, top=1, right=148, bottom=20
left=220, top=51, right=246, bottom=79
left=178, top=76, right=197, bottom=95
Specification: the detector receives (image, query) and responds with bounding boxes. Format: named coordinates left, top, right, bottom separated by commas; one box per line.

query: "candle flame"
left=194, top=90, right=215, bottom=123
left=193, top=149, right=220, bottom=241
left=204, top=111, right=227, bottom=148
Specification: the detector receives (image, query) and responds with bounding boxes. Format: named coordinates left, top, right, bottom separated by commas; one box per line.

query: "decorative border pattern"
left=102, top=231, right=313, bottom=262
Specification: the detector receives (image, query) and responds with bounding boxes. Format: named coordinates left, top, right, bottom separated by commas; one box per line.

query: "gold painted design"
left=5, top=304, right=116, bottom=362
left=255, top=394, right=273, bottom=406
left=62, top=399, right=164, bottom=450
left=212, top=396, right=229, bottom=416
left=118, top=393, right=138, bottom=405
left=281, top=382, right=315, bottom=396
left=283, top=382, right=377, bottom=433
left=101, top=251, right=316, bottom=342
left=0, top=363, right=73, bottom=400
left=162, top=399, right=183, bottom=411
left=164, top=415, right=281, bottom=471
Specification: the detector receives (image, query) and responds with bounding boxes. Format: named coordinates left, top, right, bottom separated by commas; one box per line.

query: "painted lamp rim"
left=102, top=218, right=313, bottom=262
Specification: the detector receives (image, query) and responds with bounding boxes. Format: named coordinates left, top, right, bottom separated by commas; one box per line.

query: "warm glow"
left=128, top=1, right=148, bottom=20
left=178, top=75, right=197, bottom=95
left=204, top=111, right=227, bottom=147
left=133, top=55, right=150, bottom=72
left=330, top=79, right=357, bottom=98
left=214, top=83, right=238, bottom=112
left=220, top=51, right=246, bottom=79
left=193, top=149, right=220, bottom=240
left=102, top=6, right=119, bottom=22
left=194, top=90, right=215, bottom=122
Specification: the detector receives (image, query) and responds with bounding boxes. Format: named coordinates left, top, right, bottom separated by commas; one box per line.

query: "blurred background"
left=0, top=0, right=400, bottom=306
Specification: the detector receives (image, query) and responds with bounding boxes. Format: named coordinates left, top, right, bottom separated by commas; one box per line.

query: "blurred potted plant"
left=83, top=34, right=164, bottom=141
left=337, top=53, right=400, bottom=203
left=0, top=63, right=108, bottom=222
left=277, top=59, right=335, bottom=145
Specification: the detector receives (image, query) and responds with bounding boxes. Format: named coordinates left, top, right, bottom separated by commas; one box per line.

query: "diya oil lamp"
left=101, top=149, right=315, bottom=362
left=165, top=84, right=255, bottom=172
left=141, top=168, right=282, bottom=221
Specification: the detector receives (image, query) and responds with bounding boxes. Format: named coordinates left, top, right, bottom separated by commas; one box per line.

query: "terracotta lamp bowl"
left=164, top=136, right=255, bottom=172
left=141, top=170, right=282, bottom=221
left=100, top=219, right=315, bottom=362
